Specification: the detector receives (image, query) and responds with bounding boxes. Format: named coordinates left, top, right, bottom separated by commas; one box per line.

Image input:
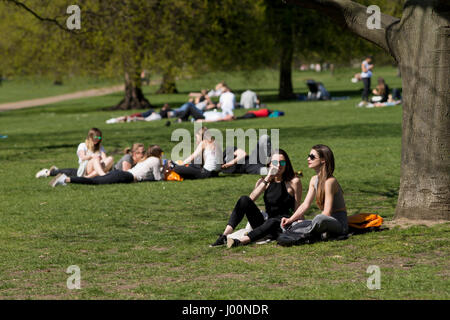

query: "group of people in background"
left=36, top=126, right=349, bottom=249
left=353, top=55, right=403, bottom=108
left=105, top=82, right=274, bottom=125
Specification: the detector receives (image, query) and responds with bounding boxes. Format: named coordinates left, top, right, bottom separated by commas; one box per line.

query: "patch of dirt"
left=384, top=218, right=449, bottom=229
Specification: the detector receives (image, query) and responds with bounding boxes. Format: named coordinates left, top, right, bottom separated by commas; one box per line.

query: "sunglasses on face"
left=308, top=154, right=318, bottom=160
left=93, top=136, right=102, bottom=140
left=271, top=160, right=286, bottom=166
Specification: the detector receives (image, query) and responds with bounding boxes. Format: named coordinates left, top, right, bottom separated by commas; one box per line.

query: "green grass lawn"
left=0, top=67, right=448, bottom=300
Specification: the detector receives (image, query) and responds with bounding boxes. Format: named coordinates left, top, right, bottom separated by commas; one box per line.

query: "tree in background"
left=286, top=0, right=449, bottom=221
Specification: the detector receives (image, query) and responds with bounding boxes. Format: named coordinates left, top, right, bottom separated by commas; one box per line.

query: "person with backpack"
left=278, top=144, right=348, bottom=246
left=210, top=149, right=302, bottom=248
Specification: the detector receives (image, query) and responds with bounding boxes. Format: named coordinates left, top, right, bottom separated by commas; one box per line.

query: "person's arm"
left=222, top=149, right=247, bottom=169
left=121, top=160, right=133, bottom=171
left=281, top=177, right=317, bottom=227
left=290, top=177, right=303, bottom=211
left=182, top=141, right=204, bottom=165
left=361, top=62, right=367, bottom=73
left=77, top=149, right=93, bottom=162
left=249, top=166, right=278, bottom=201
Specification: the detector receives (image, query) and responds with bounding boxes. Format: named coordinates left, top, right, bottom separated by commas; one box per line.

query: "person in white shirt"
left=169, top=127, right=222, bottom=179
left=76, top=128, right=114, bottom=178
left=218, top=85, right=235, bottom=116
left=50, top=145, right=164, bottom=187
left=240, top=90, right=260, bottom=109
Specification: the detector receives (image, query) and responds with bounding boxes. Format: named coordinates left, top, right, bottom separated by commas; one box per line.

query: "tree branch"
left=283, top=0, right=400, bottom=57
left=3, top=0, right=78, bottom=34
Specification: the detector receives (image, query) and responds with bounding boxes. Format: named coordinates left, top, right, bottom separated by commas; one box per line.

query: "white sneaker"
left=36, top=168, right=50, bottom=178
left=50, top=173, right=67, bottom=187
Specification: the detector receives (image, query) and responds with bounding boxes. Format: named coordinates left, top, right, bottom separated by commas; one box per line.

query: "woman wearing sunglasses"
left=280, top=144, right=348, bottom=238
left=76, top=128, right=114, bottom=178
left=35, top=128, right=114, bottom=179
left=211, top=149, right=302, bottom=247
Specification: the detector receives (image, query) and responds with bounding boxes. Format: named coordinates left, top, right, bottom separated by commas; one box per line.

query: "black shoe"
left=210, top=234, right=227, bottom=247
left=227, top=238, right=241, bottom=248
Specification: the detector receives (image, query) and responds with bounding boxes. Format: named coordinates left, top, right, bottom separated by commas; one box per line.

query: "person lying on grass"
left=280, top=144, right=348, bottom=239
left=211, top=149, right=302, bottom=248
left=221, top=134, right=271, bottom=176
left=36, top=142, right=145, bottom=178
left=50, top=145, right=164, bottom=187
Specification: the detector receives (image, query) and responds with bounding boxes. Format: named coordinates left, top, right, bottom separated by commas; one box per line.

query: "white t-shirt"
left=203, top=111, right=224, bottom=122
left=203, top=144, right=223, bottom=172
left=361, top=61, right=373, bottom=78
left=219, top=91, right=235, bottom=116
left=144, top=113, right=162, bottom=121
left=240, top=90, right=258, bottom=109
left=77, top=142, right=106, bottom=164
left=127, top=156, right=162, bottom=181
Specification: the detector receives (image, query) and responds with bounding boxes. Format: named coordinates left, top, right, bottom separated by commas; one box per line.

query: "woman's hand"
left=281, top=217, right=291, bottom=228
left=222, top=162, right=233, bottom=169
left=266, top=165, right=278, bottom=181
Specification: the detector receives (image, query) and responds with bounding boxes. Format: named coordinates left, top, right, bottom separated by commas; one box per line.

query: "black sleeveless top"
left=263, top=181, right=296, bottom=218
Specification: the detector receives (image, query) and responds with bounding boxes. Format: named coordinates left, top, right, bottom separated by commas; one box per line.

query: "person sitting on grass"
left=168, top=127, right=222, bottom=180
left=113, top=143, right=146, bottom=171
left=36, top=128, right=113, bottom=179
left=211, top=149, right=302, bottom=248
left=50, top=145, right=164, bottom=187
left=371, top=77, right=390, bottom=103
left=280, top=144, right=348, bottom=239
left=36, top=142, right=145, bottom=179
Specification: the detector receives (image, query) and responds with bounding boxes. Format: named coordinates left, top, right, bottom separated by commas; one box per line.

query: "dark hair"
left=312, top=144, right=335, bottom=210
left=147, top=145, right=163, bottom=158
left=376, top=77, right=386, bottom=96
left=273, top=149, right=296, bottom=182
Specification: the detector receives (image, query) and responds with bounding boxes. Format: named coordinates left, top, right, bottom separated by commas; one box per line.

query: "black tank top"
left=263, top=181, right=296, bottom=218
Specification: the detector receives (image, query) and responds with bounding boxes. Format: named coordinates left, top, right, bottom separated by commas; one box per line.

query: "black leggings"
left=227, top=196, right=284, bottom=242
left=177, top=104, right=205, bottom=121
left=173, top=164, right=218, bottom=180
left=50, top=168, right=78, bottom=177
left=362, top=77, right=371, bottom=101
left=70, top=170, right=134, bottom=185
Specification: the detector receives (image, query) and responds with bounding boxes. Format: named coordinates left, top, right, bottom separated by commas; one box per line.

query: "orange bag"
left=347, top=213, right=383, bottom=229
left=166, top=170, right=184, bottom=181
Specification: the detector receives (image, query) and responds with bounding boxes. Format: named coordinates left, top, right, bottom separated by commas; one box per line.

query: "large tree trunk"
left=278, top=15, right=295, bottom=100
left=111, top=71, right=152, bottom=110
left=393, top=2, right=450, bottom=220
left=156, top=72, right=178, bottom=94
left=287, top=0, right=450, bottom=221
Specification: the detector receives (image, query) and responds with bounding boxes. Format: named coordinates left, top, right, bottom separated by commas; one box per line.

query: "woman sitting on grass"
left=76, top=127, right=114, bottom=178
left=211, top=149, right=302, bottom=248
left=280, top=144, right=348, bottom=239
left=169, top=127, right=222, bottom=180
left=50, top=145, right=164, bottom=187
left=35, top=128, right=114, bottom=179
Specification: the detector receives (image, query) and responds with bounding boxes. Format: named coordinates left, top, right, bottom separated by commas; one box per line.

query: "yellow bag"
left=166, top=170, right=184, bottom=182
left=347, top=213, right=383, bottom=229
